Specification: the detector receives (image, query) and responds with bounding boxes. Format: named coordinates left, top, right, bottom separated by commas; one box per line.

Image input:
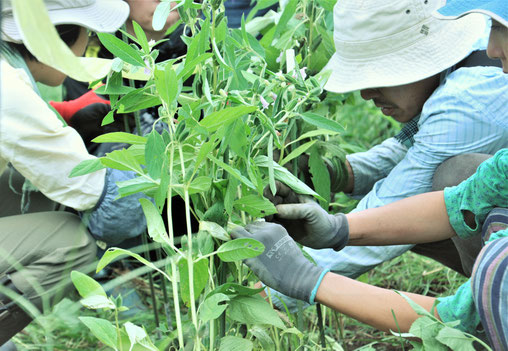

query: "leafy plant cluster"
left=69, top=0, right=349, bottom=349
left=61, top=0, right=489, bottom=350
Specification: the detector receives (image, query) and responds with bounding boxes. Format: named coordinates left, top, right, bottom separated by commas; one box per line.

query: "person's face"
left=487, top=19, right=508, bottom=73
left=359, top=75, right=440, bottom=123
left=125, top=0, right=179, bottom=41
left=31, top=27, right=89, bottom=86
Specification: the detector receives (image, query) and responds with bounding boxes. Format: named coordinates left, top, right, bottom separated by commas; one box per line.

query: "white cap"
left=2, top=0, right=130, bottom=43
left=322, top=0, right=486, bottom=93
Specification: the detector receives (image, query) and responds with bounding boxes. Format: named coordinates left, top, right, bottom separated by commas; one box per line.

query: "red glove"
left=50, top=89, right=111, bottom=124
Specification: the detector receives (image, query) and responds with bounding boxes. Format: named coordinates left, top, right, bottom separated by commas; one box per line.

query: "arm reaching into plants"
left=271, top=182, right=456, bottom=247
left=231, top=222, right=439, bottom=333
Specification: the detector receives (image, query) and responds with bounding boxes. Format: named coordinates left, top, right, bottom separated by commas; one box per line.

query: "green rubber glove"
left=231, top=222, right=329, bottom=304
left=274, top=197, right=349, bottom=251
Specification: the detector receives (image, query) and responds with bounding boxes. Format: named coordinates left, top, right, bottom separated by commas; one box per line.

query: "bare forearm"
left=316, top=272, right=439, bottom=333
left=346, top=191, right=456, bottom=245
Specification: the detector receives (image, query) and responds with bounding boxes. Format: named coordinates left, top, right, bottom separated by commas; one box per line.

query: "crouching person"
left=232, top=149, right=508, bottom=349
left=0, top=0, right=149, bottom=346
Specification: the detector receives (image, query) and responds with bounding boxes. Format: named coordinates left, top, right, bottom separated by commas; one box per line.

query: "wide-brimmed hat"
left=323, top=0, right=487, bottom=94
left=2, top=0, right=130, bottom=44
left=434, top=0, right=507, bottom=27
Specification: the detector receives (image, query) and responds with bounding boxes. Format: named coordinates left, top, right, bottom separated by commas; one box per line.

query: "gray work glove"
left=275, top=199, right=349, bottom=251
left=264, top=182, right=349, bottom=251
left=231, top=222, right=328, bottom=304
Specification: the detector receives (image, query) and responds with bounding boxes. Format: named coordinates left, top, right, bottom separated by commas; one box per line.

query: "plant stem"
left=178, top=144, right=199, bottom=350
left=167, top=146, right=185, bottom=349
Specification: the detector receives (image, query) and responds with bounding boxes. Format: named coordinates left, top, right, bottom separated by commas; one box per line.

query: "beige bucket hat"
left=323, top=0, right=487, bottom=94
left=2, top=0, right=130, bottom=43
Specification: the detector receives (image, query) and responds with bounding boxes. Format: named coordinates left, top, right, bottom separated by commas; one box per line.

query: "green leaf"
left=300, top=112, right=344, bottom=133
left=139, top=198, right=168, bottom=245
left=79, top=316, right=118, bottom=350
left=309, top=146, right=330, bottom=209
left=96, top=248, right=171, bottom=282
left=208, top=155, right=256, bottom=190
left=145, top=130, right=166, bottom=179
left=178, top=258, right=209, bottom=306
left=132, top=21, right=149, bottom=54
left=69, top=158, right=105, bottom=177
left=250, top=326, right=275, bottom=351
left=255, top=155, right=322, bottom=199
left=435, top=326, right=477, bottom=351
left=409, top=316, right=448, bottom=351
left=272, top=0, right=298, bottom=41
left=101, top=111, right=116, bottom=126
left=293, top=129, right=339, bottom=143
left=315, top=0, right=337, bottom=12
left=219, top=336, right=253, bottom=351
left=92, top=132, right=147, bottom=145
left=279, top=140, right=317, bottom=166
left=178, top=53, right=213, bottom=81
left=79, top=295, right=115, bottom=310
left=267, top=134, right=276, bottom=196
left=154, top=64, right=179, bottom=106
left=188, top=176, right=212, bottom=195
left=233, top=195, right=277, bottom=218
left=211, top=283, right=265, bottom=297
left=98, top=32, right=145, bottom=67
left=224, top=178, right=239, bottom=216
left=228, top=295, right=285, bottom=328
left=101, top=149, right=143, bottom=173
left=116, top=89, right=161, bottom=113
left=11, top=0, right=111, bottom=82
left=217, top=238, right=264, bottom=262
left=199, top=221, right=231, bottom=241
left=152, top=1, right=173, bottom=31
left=199, top=293, right=230, bottom=322
left=117, top=177, right=158, bottom=198
left=71, top=271, right=107, bottom=298
left=200, top=105, right=257, bottom=132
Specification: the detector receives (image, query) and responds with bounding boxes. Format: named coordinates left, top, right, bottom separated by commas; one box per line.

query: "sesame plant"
left=12, top=0, right=489, bottom=349
left=67, top=0, right=347, bottom=349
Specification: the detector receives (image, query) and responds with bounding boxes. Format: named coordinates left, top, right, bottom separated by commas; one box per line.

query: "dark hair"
left=8, top=24, right=82, bottom=61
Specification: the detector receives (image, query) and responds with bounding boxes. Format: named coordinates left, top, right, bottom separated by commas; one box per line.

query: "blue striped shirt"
left=305, top=66, right=508, bottom=279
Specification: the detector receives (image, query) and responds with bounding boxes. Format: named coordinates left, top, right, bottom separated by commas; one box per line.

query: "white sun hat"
left=322, top=0, right=487, bottom=94
left=1, top=0, right=130, bottom=44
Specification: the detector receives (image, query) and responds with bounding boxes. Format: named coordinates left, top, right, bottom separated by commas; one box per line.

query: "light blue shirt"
left=304, top=65, right=508, bottom=279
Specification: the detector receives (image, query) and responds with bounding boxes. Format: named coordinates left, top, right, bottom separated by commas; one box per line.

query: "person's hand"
left=50, top=90, right=111, bottom=143
left=263, top=182, right=349, bottom=251
left=230, top=222, right=328, bottom=304
left=274, top=198, right=349, bottom=251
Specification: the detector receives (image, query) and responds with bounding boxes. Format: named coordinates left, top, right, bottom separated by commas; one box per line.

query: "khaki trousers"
left=0, top=169, right=97, bottom=344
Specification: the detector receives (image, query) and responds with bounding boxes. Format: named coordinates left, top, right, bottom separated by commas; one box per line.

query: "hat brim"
left=2, top=0, right=129, bottom=44
left=323, top=13, right=487, bottom=93
left=434, top=0, right=508, bottom=28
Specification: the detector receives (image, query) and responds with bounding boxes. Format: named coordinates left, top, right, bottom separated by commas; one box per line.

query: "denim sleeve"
left=82, top=168, right=148, bottom=245
left=346, top=137, right=408, bottom=197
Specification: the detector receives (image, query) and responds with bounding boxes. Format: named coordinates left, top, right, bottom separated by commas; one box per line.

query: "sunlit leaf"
left=199, top=293, right=230, bottom=322
left=217, top=238, right=264, bottom=262
left=228, top=295, right=285, bottom=328
left=79, top=317, right=118, bottom=350
left=219, top=336, right=253, bottom=351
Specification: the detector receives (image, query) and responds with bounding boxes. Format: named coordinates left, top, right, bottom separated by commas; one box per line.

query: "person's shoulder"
left=1, top=59, right=33, bottom=89
left=442, top=66, right=507, bottom=96
left=422, top=66, right=507, bottom=123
